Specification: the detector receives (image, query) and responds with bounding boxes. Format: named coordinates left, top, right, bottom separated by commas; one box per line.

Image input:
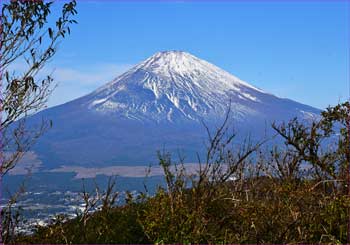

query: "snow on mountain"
left=80, top=51, right=270, bottom=122
left=25, top=50, right=321, bottom=168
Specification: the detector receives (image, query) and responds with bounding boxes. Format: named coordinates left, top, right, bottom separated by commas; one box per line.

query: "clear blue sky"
left=46, top=1, right=349, bottom=110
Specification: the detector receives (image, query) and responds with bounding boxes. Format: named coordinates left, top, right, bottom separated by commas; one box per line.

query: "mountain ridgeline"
left=28, top=51, right=320, bottom=169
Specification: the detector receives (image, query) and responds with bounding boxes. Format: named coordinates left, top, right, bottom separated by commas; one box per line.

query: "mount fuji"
left=25, top=51, right=320, bottom=169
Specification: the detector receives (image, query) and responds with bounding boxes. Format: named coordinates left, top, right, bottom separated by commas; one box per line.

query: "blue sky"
left=45, top=1, right=349, bottom=109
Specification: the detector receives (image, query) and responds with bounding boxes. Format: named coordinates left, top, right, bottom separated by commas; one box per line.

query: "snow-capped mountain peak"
left=28, top=51, right=320, bottom=168
left=80, top=51, right=316, bottom=123
left=133, top=51, right=262, bottom=92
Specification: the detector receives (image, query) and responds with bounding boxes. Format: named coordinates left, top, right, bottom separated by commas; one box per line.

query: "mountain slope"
left=25, top=51, right=320, bottom=169
left=81, top=51, right=265, bottom=122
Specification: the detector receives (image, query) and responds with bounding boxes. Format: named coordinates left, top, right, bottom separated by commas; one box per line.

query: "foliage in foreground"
left=15, top=177, right=349, bottom=244
left=13, top=102, right=350, bottom=244
left=1, top=1, right=77, bottom=243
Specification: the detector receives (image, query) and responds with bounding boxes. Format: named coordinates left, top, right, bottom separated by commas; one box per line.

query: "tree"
left=0, top=0, right=77, bottom=175
left=0, top=1, right=77, bottom=242
left=272, top=102, right=350, bottom=190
